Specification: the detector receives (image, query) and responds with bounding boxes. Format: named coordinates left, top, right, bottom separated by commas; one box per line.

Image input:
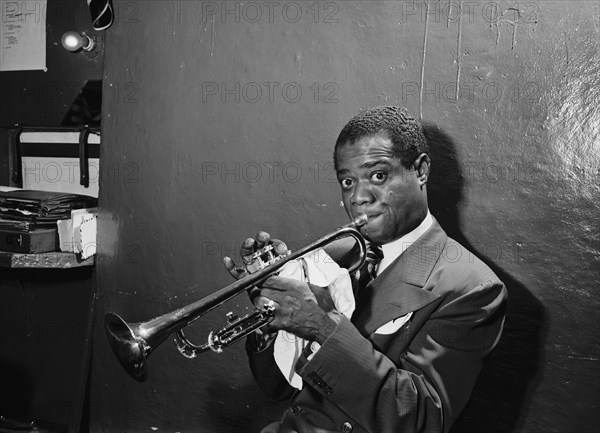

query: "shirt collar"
left=377, top=210, right=433, bottom=275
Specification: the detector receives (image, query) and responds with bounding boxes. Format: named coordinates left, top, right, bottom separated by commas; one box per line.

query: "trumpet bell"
left=105, top=312, right=149, bottom=382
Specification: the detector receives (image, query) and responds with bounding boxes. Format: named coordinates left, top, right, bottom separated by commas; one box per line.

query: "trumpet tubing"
left=104, top=215, right=368, bottom=382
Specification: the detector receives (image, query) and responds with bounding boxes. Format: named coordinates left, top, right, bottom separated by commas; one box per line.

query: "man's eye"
left=340, top=178, right=354, bottom=189
left=370, top=171, right=387, bottom=184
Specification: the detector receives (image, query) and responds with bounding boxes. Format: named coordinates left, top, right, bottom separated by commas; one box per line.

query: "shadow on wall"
left=423, top=123, right=548, bottom=433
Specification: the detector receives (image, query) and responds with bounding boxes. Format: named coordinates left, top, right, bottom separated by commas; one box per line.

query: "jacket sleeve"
left=294, top=279, right=507, bottom=433
left=245, top=334, right=296, bottom=401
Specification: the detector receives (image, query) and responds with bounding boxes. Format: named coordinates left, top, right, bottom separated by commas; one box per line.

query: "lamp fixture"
left=61, top=31, right=96, bottom=52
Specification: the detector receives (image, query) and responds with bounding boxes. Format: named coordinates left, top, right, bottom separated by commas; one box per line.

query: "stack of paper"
left=0, top=189, right=97, bottom=230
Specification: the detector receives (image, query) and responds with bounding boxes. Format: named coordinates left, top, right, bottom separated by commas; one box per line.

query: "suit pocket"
left=373, top=312, right=413, bottom=335
left=370, top=315, right=414, bottom=357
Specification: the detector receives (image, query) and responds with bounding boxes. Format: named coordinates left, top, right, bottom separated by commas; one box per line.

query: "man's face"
left=335, top=134, right=428, bottom=244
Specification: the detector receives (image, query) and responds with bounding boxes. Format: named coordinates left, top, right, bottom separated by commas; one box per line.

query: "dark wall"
left=0, top=0, right=103, bottom=127
left=90, top=1, right=599, bottom=432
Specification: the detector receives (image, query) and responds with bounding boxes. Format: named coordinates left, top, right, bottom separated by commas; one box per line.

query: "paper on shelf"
left=57, top=208, right=97, bottom=257
left=79, top=215, right=96, bottom=259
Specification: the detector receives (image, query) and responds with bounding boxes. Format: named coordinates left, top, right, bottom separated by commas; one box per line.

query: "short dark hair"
left=334, top=106, right=428, bottom=168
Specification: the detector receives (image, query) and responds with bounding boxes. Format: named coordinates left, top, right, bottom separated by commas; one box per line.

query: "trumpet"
left=104, top=215, right=368, bottom=382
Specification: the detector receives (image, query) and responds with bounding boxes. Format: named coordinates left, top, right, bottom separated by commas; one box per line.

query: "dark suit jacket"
left=247, top=218, right=507, bottom=433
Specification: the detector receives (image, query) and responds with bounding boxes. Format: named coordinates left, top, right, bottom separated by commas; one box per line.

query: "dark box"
left=0, top=228, right=57, bottom=253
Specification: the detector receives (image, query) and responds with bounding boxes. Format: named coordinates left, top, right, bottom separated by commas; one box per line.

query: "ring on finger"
left=263, top=298, right=276, bottom=313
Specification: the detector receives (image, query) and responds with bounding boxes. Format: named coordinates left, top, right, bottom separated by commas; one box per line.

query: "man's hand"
left=223, top=231, right=338, bottom=342
left=223, top=229, right=290, bottom=302
left=259, top=276, right=338, bottom=343
left=224, top=231, right=289, bottom=279
left=223, top=231, right=289, bottom=335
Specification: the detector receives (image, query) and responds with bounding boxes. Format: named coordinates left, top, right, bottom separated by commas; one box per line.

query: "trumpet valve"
left=253, top=246, right=292, bottom=271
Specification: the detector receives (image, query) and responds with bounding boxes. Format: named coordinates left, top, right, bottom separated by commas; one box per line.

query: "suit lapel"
left=351, top=217, right=448, bottom=336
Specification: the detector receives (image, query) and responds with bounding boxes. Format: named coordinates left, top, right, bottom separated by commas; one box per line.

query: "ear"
left=413, top=153, right=430, bottom=186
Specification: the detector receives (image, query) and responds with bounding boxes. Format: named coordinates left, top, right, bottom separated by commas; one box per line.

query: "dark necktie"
left=366, top=243, right=384, bottom=280
left=352, top=243, right=384, bottom=324
left=356, top=243, right=384, bottom=291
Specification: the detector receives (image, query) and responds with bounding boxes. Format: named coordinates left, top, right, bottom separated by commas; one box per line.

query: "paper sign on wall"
left=0, top=0, right=47, bottom=71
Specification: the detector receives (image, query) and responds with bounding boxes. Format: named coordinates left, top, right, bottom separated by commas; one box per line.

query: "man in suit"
left=224, top=106, right=507, bottom=433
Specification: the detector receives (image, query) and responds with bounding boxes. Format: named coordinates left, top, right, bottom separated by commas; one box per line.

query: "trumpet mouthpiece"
left=352, top=214, right=369, bottom=228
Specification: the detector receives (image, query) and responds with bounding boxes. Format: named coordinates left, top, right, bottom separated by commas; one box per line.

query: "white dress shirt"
left=378, top=210, right=434, bottom=275
left=372, top=210, right=433, bottom=334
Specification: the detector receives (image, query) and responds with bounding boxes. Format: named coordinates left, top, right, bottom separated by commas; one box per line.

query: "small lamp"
left=61, top=31, right=96, bottom=52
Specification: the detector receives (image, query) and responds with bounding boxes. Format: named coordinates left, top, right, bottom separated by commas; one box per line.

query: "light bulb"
left=61, top=31, right=95, bottom=52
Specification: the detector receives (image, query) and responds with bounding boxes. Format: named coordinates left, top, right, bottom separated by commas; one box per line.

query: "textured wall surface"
left=90, top=1, right=599, bottom=432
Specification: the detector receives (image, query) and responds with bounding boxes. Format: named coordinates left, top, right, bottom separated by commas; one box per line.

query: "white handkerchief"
left=273, top=248, right=354, bottom=390
left=373, top=312, right=413, bottom=335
